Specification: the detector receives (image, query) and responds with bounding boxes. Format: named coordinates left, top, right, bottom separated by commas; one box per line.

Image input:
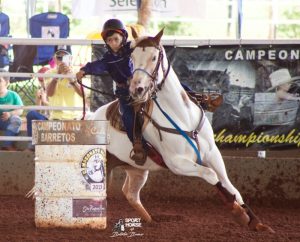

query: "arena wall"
left=0, top=151, right=299, bottom=205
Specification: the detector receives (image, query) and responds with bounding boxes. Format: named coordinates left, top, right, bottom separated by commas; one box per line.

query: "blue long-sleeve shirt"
left=81, top=41, right=134, bottom=85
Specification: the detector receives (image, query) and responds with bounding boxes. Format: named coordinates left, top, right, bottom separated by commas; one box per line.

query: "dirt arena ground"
left=0, top=195, right=299, bottom=242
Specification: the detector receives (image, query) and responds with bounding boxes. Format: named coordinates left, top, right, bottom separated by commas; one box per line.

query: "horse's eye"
left=152, top=56, right=156, bottom=62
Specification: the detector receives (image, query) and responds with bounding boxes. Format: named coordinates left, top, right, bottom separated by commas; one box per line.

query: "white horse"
left=93, top=29, right=274, bottom=233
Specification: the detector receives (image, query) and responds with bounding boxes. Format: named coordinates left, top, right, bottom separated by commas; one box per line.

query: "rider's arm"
left=80, top=58, right=108, bottom=76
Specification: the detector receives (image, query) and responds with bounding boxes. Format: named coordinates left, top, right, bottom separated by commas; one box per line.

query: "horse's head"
left=129, top=28, right=165, bottom=103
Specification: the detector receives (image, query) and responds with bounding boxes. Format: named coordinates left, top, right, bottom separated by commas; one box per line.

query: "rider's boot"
left=130, top=140, right=147, bottom=165
left=130, top=108, right=147, bottom=165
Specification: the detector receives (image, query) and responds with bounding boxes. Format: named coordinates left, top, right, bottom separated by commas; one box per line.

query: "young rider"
left=76, top=19, right=150, bottom=165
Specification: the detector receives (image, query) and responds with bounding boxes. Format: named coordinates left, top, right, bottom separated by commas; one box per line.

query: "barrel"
left=32, top=120, right=108, bottom=229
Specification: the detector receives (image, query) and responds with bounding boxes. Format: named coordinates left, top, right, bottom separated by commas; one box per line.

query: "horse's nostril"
left=137, top=87, right=144, bottom=94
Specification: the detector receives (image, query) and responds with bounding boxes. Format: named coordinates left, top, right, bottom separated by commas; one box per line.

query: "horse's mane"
left=135, top=37, right=159, bottom=49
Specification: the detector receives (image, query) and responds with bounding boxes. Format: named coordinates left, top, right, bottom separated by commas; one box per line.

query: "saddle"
left=106, top=100, right=166, bottom=168
left=105, top=99, right=153, bottom=133
left=106, top=100, right=126, bottom=132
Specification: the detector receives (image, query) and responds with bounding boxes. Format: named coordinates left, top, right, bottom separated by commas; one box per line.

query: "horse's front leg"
left=122, top=167, right=152, bottom=222
left=165, top=155, right=220, bottom=185
left=166, top=155, right=253, bottom=230
left=205, top=145, right=275, bottom=233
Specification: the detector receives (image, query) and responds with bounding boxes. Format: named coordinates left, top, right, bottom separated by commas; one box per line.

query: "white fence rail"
left=0, top=37, right=299, bottom=47
left=1, top=105, right=83, bottom=111
left=1, top=72, right=76, bottom=79
left=0, top=136, right=32, bottom=142
left=0, top=105, right=85, bottom=142
left=0, top=38, right=104, bottom=46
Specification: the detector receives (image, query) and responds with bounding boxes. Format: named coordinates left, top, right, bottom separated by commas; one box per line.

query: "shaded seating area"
left=9, top=45, right=38, bottom=104
left=6, top=11, right=70, bottom=105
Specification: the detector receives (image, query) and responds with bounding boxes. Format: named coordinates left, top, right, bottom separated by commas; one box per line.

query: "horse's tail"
left=25, top=185, right=36, bottom=199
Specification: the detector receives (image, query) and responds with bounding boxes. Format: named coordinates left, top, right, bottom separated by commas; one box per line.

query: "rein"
left=76, top=79, right=115, bottom=97
left=76, top=78, right=115, bottom=120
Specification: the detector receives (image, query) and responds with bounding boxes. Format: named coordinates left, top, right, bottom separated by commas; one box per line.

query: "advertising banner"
left=72, top=0, right=205, bottom=19
left=92, top=44, right=300, bottom=149
left=166, top=45, right=300, bottom=149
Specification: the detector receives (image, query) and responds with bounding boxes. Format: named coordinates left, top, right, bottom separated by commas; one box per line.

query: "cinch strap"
left=153, top=98, right=202, bottom=165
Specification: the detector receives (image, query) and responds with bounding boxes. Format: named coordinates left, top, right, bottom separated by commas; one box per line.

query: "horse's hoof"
left=231, top=202, right=250, bottom=226
left=255, top=223, right=275, bottom=234
left=144, top=216, right=152, bottom=223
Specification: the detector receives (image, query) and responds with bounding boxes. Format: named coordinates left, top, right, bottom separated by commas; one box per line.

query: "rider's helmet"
left=101, top=19, right=128, bottom=44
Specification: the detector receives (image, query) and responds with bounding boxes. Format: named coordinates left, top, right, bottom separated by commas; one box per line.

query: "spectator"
left=0, top=70, right=23, bottom=151
left=268, top=68, right=300, bottom=101
left=25, top=68, right=50, bottom=151
left=26, top=49, right=83, bottom=151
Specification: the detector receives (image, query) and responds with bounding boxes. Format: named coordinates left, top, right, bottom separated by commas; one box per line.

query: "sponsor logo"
left=81, top=148, right=106, bottom=191
left=73, top=199, right=106, bottom=218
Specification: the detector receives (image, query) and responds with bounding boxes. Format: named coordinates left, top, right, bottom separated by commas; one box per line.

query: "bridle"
left=131, top=44, right=170, bottom=97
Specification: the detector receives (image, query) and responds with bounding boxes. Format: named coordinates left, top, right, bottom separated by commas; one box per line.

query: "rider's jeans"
left=115, top=87, right=146, bottom=147
left=0, top=115, right=22, bottom=148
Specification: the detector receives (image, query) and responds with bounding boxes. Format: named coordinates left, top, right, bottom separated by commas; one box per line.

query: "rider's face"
left=106, top=33, right=123, bottom=53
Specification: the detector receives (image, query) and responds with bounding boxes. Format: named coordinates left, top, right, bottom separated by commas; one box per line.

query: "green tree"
left=277, top=9, right=300, bottom=38
left=149, top=21, right=195, bottom=36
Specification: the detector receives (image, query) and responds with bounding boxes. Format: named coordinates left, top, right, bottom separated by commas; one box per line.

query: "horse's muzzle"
left=137, top=87, right=144, bottom=94
left=131, top=87, right=145, bottom=99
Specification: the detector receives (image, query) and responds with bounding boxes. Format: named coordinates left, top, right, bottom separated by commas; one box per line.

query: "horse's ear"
left=131, top=26, right=139, bottom=39
left=153, top=28, right=164, bottom=45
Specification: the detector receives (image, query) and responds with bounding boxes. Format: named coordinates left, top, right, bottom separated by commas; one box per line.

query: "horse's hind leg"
left=122, top=167, right=152, bottom=222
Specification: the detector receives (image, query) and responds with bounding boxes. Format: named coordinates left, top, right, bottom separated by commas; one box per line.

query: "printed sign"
left=32, top=120, right=108, bottom=145
left=41, top=26, right=60, bottom=38
left=73, top=199, right=106, bottom=217
left=72, top=0, right=205, bottom=18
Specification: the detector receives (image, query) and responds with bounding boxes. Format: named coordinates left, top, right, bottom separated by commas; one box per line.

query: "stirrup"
left=130, top=149, right=147, bottom=165
left=130, top=142, right=147, bottom=165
